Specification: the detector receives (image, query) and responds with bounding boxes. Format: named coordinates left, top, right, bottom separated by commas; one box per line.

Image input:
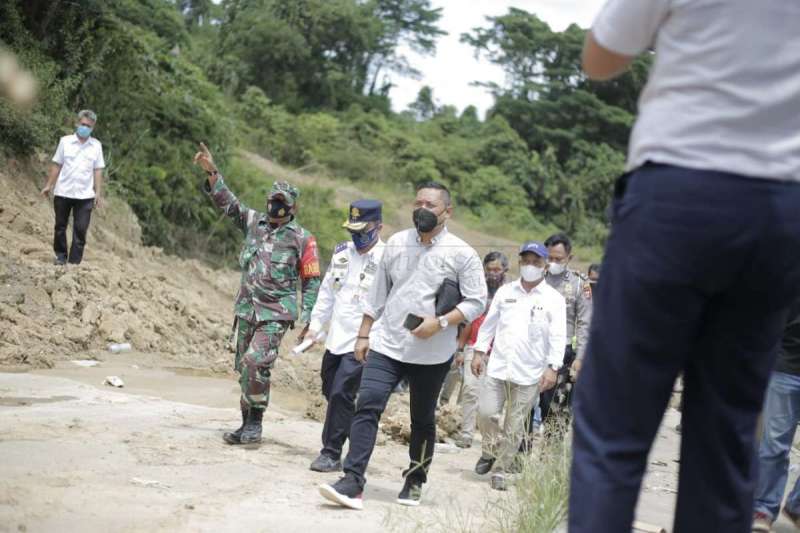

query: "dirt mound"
left=0, top=156, right=468, bottom=444
left=0, top=160, right=237, bottom=370
left=380, top=397, right=462, bottom=443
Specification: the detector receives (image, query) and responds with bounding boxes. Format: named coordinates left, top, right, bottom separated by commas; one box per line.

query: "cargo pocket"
left=270, top=249, right=296, bottom=285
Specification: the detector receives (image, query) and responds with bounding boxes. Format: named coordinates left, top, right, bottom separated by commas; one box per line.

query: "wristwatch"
left=548, top=363, right=562, bottom=372
left=437, top=316, right=449, bottom=330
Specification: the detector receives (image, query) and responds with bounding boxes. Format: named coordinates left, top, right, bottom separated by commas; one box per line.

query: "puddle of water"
left=0, top=395, right=78, bottom=406
left=165, top=367, right=225, bottom=378
left=0, top=366, right=34, bottom=374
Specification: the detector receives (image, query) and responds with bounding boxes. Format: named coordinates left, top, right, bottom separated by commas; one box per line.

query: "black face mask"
left=267, top=198, right=290, bottom=219
left=413, top=207, right=440, bottom=233
left=486, top=272, right=506, bottom=298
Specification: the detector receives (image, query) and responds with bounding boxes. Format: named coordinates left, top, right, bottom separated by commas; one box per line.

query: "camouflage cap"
left=268, top=181, right=299, bottom=207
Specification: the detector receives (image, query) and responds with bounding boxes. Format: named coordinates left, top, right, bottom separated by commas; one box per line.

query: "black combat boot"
left=222, top=402, right=249, bottom=445
left=240, top=407, right=264, bottom=445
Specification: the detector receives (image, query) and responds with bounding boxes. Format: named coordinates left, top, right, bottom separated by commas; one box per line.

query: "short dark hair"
left=544, top=233, right=572, bottom=254
left=483, top=251, right=509, bottom=270
left=588, top=263, right=601, bottom=275
left=416, top=181, right=451, bottom=206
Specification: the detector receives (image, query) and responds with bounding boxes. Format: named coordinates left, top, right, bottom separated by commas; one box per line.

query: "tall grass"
left=489, top=427, right=572, bottom=533
left=384, top=423, right=572, bottom=533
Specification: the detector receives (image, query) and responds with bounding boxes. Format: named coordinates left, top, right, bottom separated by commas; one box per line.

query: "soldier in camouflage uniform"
left=194, top=143, right=321, bottom=445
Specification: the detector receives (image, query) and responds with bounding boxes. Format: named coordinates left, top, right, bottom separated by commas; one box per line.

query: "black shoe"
left=239, top=408, right=263, bottom=445
left=455, top=435, right=472, bottom=449
left=319, top=473, right=364, bottom=510
left=475, top=456, right=495, bottom=476
left=396, top=474, right=423, bottom=507
left=490, top=473, right=507, bottom=491
left=222, top=403, right=249, bottom=445
left=310, top=454, right=342, bottom=473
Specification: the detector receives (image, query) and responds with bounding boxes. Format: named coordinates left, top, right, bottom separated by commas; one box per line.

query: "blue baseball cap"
left=519, top=241, right=548, bottom=259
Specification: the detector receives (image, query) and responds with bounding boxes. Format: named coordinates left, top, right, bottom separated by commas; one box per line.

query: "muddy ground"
left=3, top=157, right=797, bottom=532
left=1, top=357, right=692, bottom=533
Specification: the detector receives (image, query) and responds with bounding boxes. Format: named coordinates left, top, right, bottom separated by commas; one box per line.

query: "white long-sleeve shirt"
left=309, top=240, right=385, bottom=355
left=363, top=227, right=487, bottom=365
left=474, top=279, right=567, bottom=386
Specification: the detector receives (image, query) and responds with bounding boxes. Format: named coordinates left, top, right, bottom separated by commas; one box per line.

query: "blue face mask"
left=76, top=125, right=93, bottom=138
left=350, top=226, right=379, bottom=251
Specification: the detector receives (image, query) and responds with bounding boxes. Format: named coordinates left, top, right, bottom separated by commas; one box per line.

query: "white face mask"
left=520, top=264, right=545, bottom=282
left=548, top=262, right=566, bottom=275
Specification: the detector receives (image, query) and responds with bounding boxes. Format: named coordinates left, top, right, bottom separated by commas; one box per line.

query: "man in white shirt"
left=319, top=181, right=487, bottom=510
left=471, top=241, right=566, bottom=491
left=304, top=200, right=386, bottom=473
left=573, top=1, right=800, bottom=532
left=40, top=109, right=105, bottom=265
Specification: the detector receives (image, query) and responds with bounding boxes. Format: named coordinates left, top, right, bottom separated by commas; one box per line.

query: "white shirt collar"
left=69, top=133, right=94, bottom=146
left=512, top=278, right=545, bottom=295
left=415, top=225, right=449, bottom=246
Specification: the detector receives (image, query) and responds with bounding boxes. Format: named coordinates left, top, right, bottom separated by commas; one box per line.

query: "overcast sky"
left=389, top=0, right=607, bottom=116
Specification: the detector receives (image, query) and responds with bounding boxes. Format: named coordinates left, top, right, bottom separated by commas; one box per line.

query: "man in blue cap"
left=304, top=200, right=385, bottom=473
left=470, top=241, right=566, bottom=490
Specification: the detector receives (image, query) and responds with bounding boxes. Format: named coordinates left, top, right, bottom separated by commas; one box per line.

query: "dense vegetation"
left=0, top=1, right=650, bottom=264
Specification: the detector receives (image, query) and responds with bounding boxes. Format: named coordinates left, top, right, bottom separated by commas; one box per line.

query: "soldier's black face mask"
left=413, top=207, right=440, bottom=233
left=267, top=198, right=290, bottom=219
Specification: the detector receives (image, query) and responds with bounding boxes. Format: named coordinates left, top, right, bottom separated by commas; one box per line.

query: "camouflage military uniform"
left=206, top=177, right=321, bottom=410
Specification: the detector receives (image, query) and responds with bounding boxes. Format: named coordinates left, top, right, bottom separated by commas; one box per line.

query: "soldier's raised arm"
left=194, top=142, right=256, bottom=233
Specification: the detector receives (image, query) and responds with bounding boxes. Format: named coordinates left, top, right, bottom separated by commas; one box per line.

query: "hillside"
left=238, top=150, right=526, bottom=265
left=0, top=159, right=236, bottom=370
left=0, top=151, right=545, bottom=373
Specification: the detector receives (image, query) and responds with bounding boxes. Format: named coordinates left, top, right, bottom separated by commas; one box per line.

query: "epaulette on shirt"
left=568, top=269, right=587, bottom=281
left=334, top=241, right=349, bottom=254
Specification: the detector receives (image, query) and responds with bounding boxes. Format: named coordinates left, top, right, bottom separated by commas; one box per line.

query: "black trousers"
left=342, top=350, right=452, bottom=486
left=539, top=345, right=575, bottom=422
left=320, top=350, right=364, bottom=460
left=570, top=164, right=800, bottom=533
left=53, top=195, right=94, bottom=264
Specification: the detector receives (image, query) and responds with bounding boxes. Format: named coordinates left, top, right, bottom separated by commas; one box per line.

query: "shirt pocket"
left=79, top=151, right=95, bottom=173
left=62, top=144, right=79, bottom=164
left=528, top=306, right=549, bottom=339
left=270, top=248, right=297, bottom=285
left=239, top=241, right=258, bottom=270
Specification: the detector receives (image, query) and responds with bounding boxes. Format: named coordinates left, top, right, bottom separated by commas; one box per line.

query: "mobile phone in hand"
left=404, top=313, right=424, bottom=330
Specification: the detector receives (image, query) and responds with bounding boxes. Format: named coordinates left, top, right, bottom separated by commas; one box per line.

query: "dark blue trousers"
left=569, top=164, right=800, bottom=533
left=320, top=350, right=363, bottom=460
left=343, top=350, right=452, bottom=486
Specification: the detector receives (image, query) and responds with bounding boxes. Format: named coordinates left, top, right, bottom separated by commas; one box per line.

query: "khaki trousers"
left=478, top=375, right=540, bottom=472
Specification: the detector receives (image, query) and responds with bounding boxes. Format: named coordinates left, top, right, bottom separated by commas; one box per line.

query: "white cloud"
left=389, top=0, right=606, bottom=116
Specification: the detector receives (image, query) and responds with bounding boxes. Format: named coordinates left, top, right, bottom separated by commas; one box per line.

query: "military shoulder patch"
left=334, top=241, right=349, bottom=253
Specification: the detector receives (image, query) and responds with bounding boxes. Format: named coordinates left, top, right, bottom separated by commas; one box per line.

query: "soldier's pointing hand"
left=193, top=142, right=217, bottom=174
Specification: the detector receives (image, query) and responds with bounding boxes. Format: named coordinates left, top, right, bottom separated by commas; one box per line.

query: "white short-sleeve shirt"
left=592, top=0, right=800, bottom=181
left=52, top=134, right=106, bottom=199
